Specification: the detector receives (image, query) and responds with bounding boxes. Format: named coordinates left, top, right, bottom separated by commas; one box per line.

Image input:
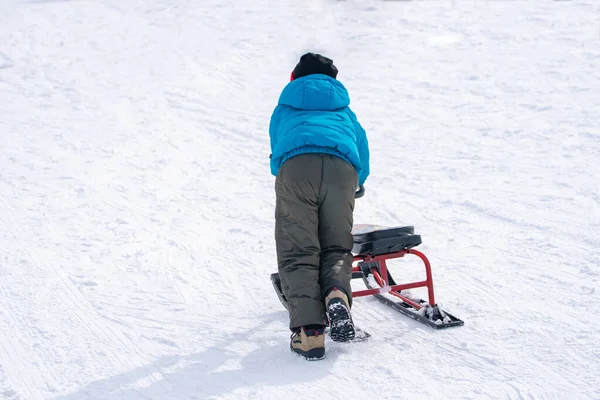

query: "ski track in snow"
left=1, top=0, right=599, bottom=399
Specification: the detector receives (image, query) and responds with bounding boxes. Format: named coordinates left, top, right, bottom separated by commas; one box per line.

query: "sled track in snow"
left=0, top=199, right=172, bottom=399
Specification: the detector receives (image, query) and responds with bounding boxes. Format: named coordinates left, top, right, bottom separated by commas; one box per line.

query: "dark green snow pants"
left=275, top=153, right=357, bottom=330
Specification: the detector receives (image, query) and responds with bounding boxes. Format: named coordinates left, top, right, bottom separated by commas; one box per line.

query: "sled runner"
left=270, top=186, right=464, bottom=331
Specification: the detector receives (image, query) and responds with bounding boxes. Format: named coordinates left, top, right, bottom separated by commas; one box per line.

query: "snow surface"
left=1, top=0, right=599, bottom=399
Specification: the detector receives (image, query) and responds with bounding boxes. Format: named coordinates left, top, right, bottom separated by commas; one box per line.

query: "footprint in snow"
left=0, top=52, right=13, bottom=70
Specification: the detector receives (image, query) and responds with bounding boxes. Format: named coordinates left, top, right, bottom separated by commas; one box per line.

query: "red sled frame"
left=353, top=249, right=435, bottom=308
left=351, top=248, right=464, bottom=329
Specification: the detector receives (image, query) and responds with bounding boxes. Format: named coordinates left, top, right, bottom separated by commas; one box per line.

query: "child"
left=269, top=52, right=370, bottom=360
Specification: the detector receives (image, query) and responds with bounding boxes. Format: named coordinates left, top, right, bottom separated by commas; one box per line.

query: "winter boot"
left=325, top=287, right=355, bottom=342
left=290, top=324, right=325, bottom=361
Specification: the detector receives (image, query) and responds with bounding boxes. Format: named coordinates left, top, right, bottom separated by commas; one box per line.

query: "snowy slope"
left=1, top=0, right=599, bottom=399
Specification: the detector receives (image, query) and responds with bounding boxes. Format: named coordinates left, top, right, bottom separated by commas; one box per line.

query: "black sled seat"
left=351, top=224, right=422, bottom=256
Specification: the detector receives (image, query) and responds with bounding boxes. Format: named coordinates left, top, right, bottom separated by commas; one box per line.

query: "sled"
left=270, top=186, right=464, bottom=330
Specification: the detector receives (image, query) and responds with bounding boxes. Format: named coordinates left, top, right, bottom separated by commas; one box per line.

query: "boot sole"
left=290, top=344, right=325, bottom=361
left=327, top=298, right=355, bottom=342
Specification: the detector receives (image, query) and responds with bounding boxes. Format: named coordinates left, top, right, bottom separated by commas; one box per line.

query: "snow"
left=1, top=0, right=599, bottom=399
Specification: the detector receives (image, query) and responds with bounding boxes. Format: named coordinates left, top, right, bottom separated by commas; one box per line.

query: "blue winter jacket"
left=269, top=74, right=370, bottom=186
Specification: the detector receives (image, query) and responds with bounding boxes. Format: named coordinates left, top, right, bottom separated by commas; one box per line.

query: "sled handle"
left=355, top=185, right=365, bottom=199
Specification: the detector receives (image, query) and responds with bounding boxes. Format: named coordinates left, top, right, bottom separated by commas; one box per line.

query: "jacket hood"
left=278, top=74, right=350, bottom=111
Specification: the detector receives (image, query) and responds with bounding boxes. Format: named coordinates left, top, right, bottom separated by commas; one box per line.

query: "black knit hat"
left=291, top=53, right=338, bottom=80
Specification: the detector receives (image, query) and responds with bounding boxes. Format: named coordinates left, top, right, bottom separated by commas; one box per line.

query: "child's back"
left=269, top=56, right=369, bottom=186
